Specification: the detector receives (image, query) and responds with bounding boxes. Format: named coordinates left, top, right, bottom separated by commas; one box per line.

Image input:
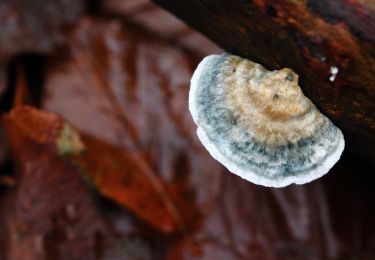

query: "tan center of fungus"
left=223, top=56, right=326, bottom=146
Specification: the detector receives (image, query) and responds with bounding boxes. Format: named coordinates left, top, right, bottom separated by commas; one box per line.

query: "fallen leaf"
left=42, top=17, right=223, bottom=233
left=73, top=133, right=183, bottom=233
left=1, top=106, right=113, bottom=260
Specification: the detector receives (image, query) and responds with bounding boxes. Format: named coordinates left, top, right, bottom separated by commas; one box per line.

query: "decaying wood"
left=153, top=0, right=375, bottom=162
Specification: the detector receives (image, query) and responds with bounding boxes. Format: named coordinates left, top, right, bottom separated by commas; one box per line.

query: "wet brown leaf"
left=42, top=17, right=223, bottom=234
left=73, top=134, right=183, bottom=233
left=1, top=106, right=112, bottom=260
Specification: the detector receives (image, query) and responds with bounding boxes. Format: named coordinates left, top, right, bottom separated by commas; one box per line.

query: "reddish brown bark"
left=153, top=0, right=375, bottom=162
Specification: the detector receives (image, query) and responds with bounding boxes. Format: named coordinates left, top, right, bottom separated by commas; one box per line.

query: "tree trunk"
left=153, top=0, right=375, bottom=162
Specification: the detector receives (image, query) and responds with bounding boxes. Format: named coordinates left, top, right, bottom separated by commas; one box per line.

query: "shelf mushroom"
left=189, top=53, right=344, bottom=187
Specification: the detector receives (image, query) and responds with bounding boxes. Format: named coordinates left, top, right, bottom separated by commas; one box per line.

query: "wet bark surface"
left=153, top=0, right=375, bottom=162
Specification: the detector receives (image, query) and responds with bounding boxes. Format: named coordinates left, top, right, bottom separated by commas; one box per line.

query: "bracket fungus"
left=189, top=53, right=345, bottom=187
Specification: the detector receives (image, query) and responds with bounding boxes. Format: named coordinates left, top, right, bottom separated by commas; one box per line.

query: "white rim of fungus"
left=189, top=55, right=219, bottom=125
left=196, top=126, right=344, bottom=187
left=189, top=55, right=345, bottom=188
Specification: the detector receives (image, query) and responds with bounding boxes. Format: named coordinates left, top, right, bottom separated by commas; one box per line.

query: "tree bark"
left=153, top=0, right=375, bottom=162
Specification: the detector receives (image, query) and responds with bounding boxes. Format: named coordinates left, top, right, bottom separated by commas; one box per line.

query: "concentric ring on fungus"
left=189, top=53, right=345, bottom=188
